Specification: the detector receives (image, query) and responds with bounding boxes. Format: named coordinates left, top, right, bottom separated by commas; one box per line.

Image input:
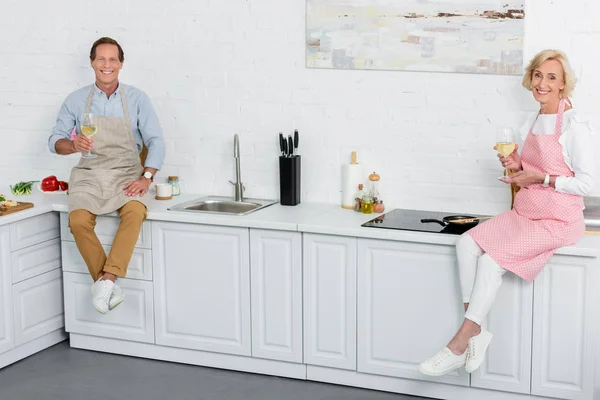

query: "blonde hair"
left=522, top=49, right=576, bottom=98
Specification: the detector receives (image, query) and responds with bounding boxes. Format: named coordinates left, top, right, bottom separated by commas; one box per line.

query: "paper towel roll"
left=342, top=152, right=363, bottom=209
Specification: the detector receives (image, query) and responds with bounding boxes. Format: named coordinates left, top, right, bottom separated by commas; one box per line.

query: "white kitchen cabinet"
left=357, top=238, right=469, bottom=387
left=60, top=213, right=152, bottom=249
left=11, top=238, right=61, bottom=284
left=10, top=212, right=59, bottom=252
left=470, top=273, right=533, bottom=394
left=61, top=241, right=152, bottom=281
left=13, top=269, right=64, bottom=346
left=63, top=272, right=154, bottom=343
left=250, top=229, right=302, bottom=363
left=0, top=226, right=14, bottom=355
left=153, top=222, right=251, bottom=356
left=531, top=253, right=599, bottom=400
left=303, top=233, right=357, bottom=370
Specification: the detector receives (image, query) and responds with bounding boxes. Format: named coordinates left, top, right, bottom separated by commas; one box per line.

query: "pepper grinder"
left=368, top=172, right=381, bottom=202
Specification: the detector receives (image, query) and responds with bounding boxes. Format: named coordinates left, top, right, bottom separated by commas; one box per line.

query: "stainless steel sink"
left=584, top=196, right=600, bottom=228
left=168, top=196, right=278, bottom=216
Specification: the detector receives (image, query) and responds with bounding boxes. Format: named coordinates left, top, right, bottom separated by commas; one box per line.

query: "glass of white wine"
left=80, top=113, right=98, bottom=159
left=496, top=127, right=515, bottom=177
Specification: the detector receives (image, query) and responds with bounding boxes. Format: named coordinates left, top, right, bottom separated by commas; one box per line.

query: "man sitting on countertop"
left=47, top=37, right=165, bottom=314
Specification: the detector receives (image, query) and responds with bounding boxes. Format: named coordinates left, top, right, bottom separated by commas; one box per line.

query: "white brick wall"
left=0, top=0, right=598, bottom=214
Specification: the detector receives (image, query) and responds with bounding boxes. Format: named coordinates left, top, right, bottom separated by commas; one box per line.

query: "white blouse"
left=517, top=109, right=595, bottom=196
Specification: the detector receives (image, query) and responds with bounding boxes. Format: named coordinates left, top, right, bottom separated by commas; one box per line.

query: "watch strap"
left=542, top=173, right=550, bottom=187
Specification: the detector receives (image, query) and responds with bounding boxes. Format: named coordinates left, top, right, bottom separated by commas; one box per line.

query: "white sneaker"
left=465, top=329, right=494, bottom=373
left=109, top=284, right=125, bottom=310
left=90, top=278, right=115, bottom=314
left=418, top=347, right=467, bottom=376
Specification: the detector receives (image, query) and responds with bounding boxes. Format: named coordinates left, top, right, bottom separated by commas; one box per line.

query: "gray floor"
left=0, top=341, right=433, bottom=400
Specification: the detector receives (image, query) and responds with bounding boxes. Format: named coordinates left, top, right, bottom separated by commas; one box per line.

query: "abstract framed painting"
left=306, top=0, right=525, bottom=75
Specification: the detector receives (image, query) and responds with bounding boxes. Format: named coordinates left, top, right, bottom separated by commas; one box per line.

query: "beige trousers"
left=68, top=201, right=147, bottom=281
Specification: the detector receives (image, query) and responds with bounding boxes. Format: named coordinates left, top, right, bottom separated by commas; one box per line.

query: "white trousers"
left=456, top=233, right=507, bottom=325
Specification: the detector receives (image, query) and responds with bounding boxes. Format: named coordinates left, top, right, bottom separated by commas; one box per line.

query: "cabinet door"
left=13, top=269, right=64, bottom=346
left=11, top=238, right=61, bottom=283
left=153, top=222, right=251, bottom=356
left=10, top=212, right=59, bottom=251
left=531, top=254, right=599, bottom=400
left=63, top=272, right=155, bottom=343
left=60, top=213, right=152, bottom=249
left=471, top=273, right=533, bottom=394
left=303, top=233, right=357, bottom=370
left=357, top=238, right=469, bottom=387
left=250, top=229, right=302, bottom=363
left=0, top=226, right=14, bottom=355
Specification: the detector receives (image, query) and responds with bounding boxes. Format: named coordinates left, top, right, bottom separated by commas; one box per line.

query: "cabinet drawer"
left=10, top=213, right=60, bottom=252
left=60, top=213, right=151, bottom=249
left=61, top=241, right=152, bottom=281
left=13, top=269, right=64, bottom=346
left=11, top=238, right=61, bottom=284
left=63, top=272, right=154, bottom=344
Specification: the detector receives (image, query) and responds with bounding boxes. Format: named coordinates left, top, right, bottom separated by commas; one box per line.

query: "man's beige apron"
left=68, top=86, right=148, bottom=214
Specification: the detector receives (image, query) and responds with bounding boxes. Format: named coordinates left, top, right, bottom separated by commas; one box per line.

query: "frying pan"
left=420, top=215, right=480, bottom=230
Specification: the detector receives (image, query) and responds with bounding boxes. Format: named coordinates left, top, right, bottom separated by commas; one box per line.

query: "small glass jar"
left=374, top=200, right=385, bottom=213
left=361, top=195, right=374, bottom=214
left=168, top=176, right=180, bottom=196
left=354, top=183, right=365, bottom=212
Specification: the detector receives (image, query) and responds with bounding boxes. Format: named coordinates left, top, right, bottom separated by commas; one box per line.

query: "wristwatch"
left=142, top=171, right=154, bottom=182
left=542, top=173, right=550, bottom=188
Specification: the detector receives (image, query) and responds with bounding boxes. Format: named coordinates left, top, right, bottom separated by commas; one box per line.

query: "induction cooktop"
left=361, top=208, right=490, bottom=235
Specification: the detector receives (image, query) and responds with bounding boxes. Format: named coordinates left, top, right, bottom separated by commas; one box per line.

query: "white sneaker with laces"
left=418, top=347, right=467, bottom=376
left=91, top=278, right=115, bottom=314
left=465, top=329, right=493, bottom=373
left=109, top=284, right=125, bottom=310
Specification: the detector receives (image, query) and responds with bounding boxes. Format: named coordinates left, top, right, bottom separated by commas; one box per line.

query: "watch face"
left=144, top=172, right=152, bottom=179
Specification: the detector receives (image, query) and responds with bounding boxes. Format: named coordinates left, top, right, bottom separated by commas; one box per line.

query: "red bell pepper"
left=41, top=176, right=59, bottom=192
left=58, top=181, right=68, bottom=191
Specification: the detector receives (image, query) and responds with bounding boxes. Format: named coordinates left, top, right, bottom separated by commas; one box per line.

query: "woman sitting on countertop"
left=419, top=49, right=596, bottom=376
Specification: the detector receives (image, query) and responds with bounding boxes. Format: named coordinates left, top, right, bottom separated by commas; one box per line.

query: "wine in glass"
left=80, top=113, right=98, bottom=159
left=496, top=127, right=515, bottom=177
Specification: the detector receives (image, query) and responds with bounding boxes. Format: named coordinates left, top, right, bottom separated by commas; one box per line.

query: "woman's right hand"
left=494, top=144, right=522, bottom=171
left=72, top=134, right=93, bottom=153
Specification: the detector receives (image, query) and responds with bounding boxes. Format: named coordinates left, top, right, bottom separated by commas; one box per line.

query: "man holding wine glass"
left=48, top=37, right=165, bottom=314
left=419, top=49, right=595, bottom=376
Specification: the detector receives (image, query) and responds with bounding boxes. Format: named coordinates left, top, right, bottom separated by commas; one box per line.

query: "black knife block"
left=279, top=156, right=301, bottom=206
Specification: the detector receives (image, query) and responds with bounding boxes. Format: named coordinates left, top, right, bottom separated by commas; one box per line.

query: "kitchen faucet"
left=229, top=133, right=245, bottom=202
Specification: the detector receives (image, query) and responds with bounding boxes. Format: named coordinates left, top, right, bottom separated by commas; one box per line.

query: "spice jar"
left=168, top=176, right=180, bottom=196
left=374, top=200, right=385, bottom=213
left=353, top=184, right=365, bottom=212
left=361, top=195, right=374, bottom=214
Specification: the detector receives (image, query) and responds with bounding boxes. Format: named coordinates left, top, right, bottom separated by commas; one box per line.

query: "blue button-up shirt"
left=48, top=83, right=165, bottom=170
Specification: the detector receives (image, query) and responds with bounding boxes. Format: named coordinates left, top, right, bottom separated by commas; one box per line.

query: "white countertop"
left=1, top=185, right=598, bottom=258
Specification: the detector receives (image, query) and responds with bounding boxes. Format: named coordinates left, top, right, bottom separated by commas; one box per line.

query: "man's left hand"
left=123, top=178, right=150, bottom=197
left=500, top=171, right=544, bottom=188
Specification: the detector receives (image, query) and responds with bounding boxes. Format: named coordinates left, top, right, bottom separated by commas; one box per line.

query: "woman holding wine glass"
left=419, top=49, right=595, bottom=376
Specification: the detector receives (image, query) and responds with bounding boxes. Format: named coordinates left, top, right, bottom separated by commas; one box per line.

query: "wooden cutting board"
left=0, top=202, right=34, bottom=216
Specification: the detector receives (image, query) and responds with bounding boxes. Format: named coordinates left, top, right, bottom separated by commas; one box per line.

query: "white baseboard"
left=69, top=333, right=306, bottom=380
left=0, top=329, right=68, bottom=370
left=69, top=334, right=567, bottom=400
left=306, top=365, right=556, bottom=400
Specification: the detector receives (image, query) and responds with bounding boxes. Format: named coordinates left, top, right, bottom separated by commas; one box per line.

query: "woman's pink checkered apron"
left=468, top=99, right=585, bottom=281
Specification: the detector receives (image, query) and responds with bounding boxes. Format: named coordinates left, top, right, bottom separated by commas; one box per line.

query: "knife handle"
left=282, top=138, right=288, bottom=157
left=294, top=129, right=299, bottom=153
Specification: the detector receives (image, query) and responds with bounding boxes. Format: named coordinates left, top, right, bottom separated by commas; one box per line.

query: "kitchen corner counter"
left=0, top=185, right=597, bottom=258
